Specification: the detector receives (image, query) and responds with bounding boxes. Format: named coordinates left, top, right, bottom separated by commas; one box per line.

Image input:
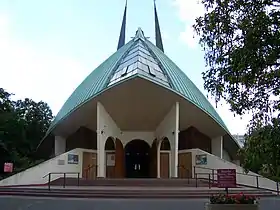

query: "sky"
left=0, top=0, right=251, bottom=135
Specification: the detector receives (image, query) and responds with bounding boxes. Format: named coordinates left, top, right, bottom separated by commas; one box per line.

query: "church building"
left=0, top=1, right=242, bottom=186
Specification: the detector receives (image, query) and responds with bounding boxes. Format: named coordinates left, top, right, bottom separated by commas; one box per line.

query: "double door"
left=126, top=152, right=149, bottom=178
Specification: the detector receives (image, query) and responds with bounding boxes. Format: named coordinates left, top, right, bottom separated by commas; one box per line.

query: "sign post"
left=217, top=169, right=236, bottom=194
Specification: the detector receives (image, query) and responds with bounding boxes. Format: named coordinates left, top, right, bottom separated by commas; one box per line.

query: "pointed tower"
left=154, top=0, right=164, bottom=52
left=117, top=0, right=127, bottom=50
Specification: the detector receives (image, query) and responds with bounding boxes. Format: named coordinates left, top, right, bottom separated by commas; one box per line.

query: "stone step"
left=50, top=177, right=215, bottom=187
left=0, top=187, right=276, bottom=199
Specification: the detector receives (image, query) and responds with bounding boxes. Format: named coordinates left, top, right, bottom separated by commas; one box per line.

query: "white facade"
left=155, top=102, right=179, bottom=178
left=1, top=102, right=262, bottom=188
left=211, top=136, right=223, bottom=158
left=97, top=102, right=121, bottom=177
left=0, top=148, right=95, bottom=186
left=96, top=101, right=180, bottom=178
left=54, top=136, right=66, bottom=156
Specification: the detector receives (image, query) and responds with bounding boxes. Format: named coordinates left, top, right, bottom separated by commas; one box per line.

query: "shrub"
left=210, top=193, right=258, bottom=204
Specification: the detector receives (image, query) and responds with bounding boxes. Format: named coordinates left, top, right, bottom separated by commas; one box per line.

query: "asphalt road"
left=0, top=196, right=280, bottom=210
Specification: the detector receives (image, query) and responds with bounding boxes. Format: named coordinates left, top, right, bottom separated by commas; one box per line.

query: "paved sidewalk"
left=5, top=185, right=270, bottom=191
left=0, top=196, right=280, bottom=210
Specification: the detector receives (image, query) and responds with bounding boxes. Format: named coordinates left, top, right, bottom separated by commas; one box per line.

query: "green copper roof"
left=46, top=28, right=228, bottom=136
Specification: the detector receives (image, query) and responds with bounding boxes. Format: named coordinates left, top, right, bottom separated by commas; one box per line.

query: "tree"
left=14, top=98, right=53, bottom=155
left=239, top=115, right=280, bottom=178
left=0, top=88, right=53, bottom=177
left=193, top=0, right=280, bottom=122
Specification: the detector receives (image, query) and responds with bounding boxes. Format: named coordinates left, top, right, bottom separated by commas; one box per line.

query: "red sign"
left=4, top=163, right=13, bottom=173
left=217, top=169, right=236, bottom=188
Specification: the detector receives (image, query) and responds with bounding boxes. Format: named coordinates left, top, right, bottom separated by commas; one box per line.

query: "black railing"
left=42, top=172, right=80, bottom=191
left=84, top=164, right=97, bottom=180
left=177, top=165, right=190, bottom=184
left=193, top=165, right=280, bottom=194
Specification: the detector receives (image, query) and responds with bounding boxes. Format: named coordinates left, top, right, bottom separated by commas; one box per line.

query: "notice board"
left=217, top=169, right=236, bottom=188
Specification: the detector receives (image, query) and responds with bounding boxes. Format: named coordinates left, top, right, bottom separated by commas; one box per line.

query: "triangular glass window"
left=108, top=39, right=170, bottom=87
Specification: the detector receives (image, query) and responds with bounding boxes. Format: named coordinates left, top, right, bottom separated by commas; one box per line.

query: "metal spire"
left=117, top=0, right=127, bottom=50
left=154, top=0, right=164, bottom=52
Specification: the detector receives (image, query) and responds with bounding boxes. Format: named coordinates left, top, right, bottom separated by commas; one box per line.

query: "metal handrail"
left=194, top=165, right=262, bottom=177
left=177, top=165, right=190, bottom=184
left=84, top=164, right=97, bottom=180
left=194, top=171, right=280, bottom=194
left=43, top=172, right=80, bottom=191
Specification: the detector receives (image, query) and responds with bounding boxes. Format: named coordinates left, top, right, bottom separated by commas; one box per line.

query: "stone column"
left=171, top=102, right=179, bottom=178
left=157, top=139, right=161, bottom=178
left=97, top=132, right=105, bottom=178
left=211, top=136, right=223, bottom=158
left=54, top=136, right=66, bottom=156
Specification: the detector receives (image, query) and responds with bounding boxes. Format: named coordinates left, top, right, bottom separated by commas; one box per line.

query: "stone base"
left=205, top=203, right=259, bottom=210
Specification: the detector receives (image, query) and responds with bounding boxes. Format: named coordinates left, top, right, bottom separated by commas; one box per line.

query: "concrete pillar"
left=97, top=102, right=105, bottom=178
left=97, top=134, right=105, bottom=177
left=211, top=136, right=223, bottom=158
left=96, top=101, right=120, bottom=178
left=171, top=102, right=179, bottom=178
left=54, top=136, right=66, bottom=156
left=157, top=140, right=161, bottom=178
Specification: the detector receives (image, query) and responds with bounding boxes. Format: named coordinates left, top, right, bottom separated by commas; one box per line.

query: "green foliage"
left=210, top=193, right=258, bottom=204
left=238, top=116, right=280, bottom=176
left=0, top=88, right=53, bottom=178
left=193, top=0, right=280, bottom=121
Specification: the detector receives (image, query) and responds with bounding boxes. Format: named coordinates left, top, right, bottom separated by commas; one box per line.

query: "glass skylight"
left=108, top=40, right=170, bottom=87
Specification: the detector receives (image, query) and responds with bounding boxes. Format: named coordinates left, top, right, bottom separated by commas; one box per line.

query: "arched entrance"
left=160, top=137, right=171, bottom=178
left=125, top=139, right=150, bottom=178
left=105, top=137, right=115, bottom=178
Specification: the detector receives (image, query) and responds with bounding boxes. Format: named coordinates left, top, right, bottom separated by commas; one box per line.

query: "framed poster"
left=217, top=169, right=237, bottom=188
left=195, top=154, right=207, bottom=165
left=106, top=153, right=115, bottom=166
left=68, top=154, right=79, bottom=164
left=4, top=163, right=13, bottom=173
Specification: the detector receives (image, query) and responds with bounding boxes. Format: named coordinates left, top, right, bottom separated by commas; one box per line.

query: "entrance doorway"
left=125, top=139, right=150, bottom=178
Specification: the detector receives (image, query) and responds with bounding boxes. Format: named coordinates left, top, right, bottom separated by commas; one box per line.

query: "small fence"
left=42, top=172, right=80, bottom=190
left=42, top=165, right=280, bottom=194
left=194, top=165, right=280, bottom=194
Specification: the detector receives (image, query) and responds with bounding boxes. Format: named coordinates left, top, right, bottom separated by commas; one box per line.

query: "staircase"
left=0, top=186, right=275, bottom=199
left=0, top=178, right=276, bottom=199
left=50, top=177, right=212, bottom=187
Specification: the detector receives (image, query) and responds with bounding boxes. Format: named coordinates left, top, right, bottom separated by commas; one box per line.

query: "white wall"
left=55, top=136, right=66, bottom=156
left=119, top=131, right=155, bottom=146
left=155, top=102, right=179, bottom=177
left=222, top=149, right=231, bottom=162
left=188, top=148, right=278, bottom=192
left=211, top=136, right=223, bottom=158
left=0, top=148, right=96, bottom=186
left=97, top=102, right=121, bottom=177
left=155, top=104, right=176, bottom=141
left=97, top=102, right=121, bottom=140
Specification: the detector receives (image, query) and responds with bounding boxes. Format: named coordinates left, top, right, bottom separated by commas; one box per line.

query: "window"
left=122, top=51, right=139, bottom=62
left=127, top=62, right=138, bottom=74
left=137, top=62, right=149, bottom=73
left=139, top=51, right=157, bottom=64
left=139, top=46, right=150, bottom=55
left=127, top=46, right=139, bottom=55
left=108, top=39, right=171, bottom=87
left=149, top=67, right=168, bottom=83
left=118, top=56, right=138, bottom=70
left=121, top=66, right=128, bottom=76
